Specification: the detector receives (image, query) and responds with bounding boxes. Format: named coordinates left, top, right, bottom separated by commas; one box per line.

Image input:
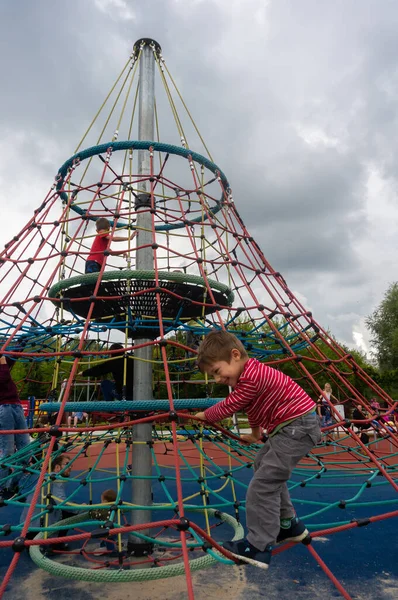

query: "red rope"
left=307, top=544, right=353, bottom=600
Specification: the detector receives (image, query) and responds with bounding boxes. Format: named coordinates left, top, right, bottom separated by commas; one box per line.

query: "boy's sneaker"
left=276, top=517, right=310, bottom=544
left=223, top=539, right=271, bottom=569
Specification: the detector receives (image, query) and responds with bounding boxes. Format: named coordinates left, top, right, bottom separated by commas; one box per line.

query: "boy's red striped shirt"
left=204, top=358, right=315, bottom=434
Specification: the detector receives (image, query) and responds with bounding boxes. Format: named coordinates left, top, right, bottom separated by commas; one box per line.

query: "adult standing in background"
left=0, top=353, right=30, bottom=499
left=79, top=343, right=134, bottom=400
left=317, top=382, right=337, bottom=428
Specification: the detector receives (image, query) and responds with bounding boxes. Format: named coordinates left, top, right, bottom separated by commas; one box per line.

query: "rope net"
left=0, top=39, right=397, bottom=600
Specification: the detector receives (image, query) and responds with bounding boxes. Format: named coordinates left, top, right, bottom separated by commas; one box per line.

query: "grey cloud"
left=1, top=0, right=398, bottom=350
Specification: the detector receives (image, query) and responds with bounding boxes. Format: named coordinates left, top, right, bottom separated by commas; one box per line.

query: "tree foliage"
left=366, top=282, right=398, bottom=371
left=9, top=315, right=398, bottom=403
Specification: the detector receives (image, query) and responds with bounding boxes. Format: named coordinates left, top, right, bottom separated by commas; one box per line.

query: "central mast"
left=128, top=38, right=160, bottom=555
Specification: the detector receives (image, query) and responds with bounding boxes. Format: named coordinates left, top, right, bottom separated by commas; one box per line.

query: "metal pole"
left=128, top=39, right=159, bottom=555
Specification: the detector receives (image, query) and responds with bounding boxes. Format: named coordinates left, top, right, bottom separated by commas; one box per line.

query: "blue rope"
left=39, top=398, right=223, bottom=413
left=1, top=319, right=313, bottom=360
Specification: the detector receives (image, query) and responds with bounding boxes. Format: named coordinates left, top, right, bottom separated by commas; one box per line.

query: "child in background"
left=20, top=454, right=73, bottom=549
left=85, top=217, right=129, bottom=274
left=67, top=411, right=89, bottom=427
left=194, top=330, right=321, bottom=570
left=90, top=488, right=118, bottom=555
left=370, top=398, right=381, bottom=416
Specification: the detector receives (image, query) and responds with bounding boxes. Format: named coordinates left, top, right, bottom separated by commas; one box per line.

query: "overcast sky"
left=1, top=0, right=398, bottom=355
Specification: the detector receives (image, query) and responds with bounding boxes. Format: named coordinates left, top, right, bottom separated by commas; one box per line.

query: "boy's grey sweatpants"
left=246, top=411, right=321, bottom=551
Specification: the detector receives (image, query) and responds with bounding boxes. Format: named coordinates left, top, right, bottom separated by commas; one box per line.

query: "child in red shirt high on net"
left=195, top=330, right=321, bottom=569
left=85, top=217, right=129, bottom=274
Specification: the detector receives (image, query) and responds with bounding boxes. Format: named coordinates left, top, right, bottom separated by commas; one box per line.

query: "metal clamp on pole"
left=135, top=192, right=151, bottom=209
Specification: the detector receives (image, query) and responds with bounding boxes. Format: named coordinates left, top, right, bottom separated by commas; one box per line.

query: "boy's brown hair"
left=101, top=489, right=117, bottom=503
left=197, top=330, right=248, bottom=372
left=96, top=217, right=110, bottom=232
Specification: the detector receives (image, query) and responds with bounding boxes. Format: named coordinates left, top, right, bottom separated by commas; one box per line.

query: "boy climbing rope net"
left=195, top=330, right=321, bottom=569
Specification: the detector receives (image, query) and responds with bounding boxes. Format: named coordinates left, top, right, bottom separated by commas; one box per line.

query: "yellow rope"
left=162, top=59, right=214, bottom=162
left=77, top=53, right=141, bottom=187
left=115, top=426, right=123, bottom=553
left=154, top=55, right=185, bottom=143
left=74, top=53, right=137, bottom=154
left=87, top=431, right=93, bottom=505
left=197, top=422, right=212, bottom=536
left=154, top=55, right=206, bottom=188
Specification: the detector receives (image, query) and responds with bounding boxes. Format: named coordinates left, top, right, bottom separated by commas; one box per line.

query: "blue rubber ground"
left=1, top=468, right=397, bottom=599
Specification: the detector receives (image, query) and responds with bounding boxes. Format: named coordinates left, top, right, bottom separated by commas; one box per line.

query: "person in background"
left=351, top=403, right=371, bottom=448
left=67, top=411, right=89, bottom=427
left=393, top=408, right=398, bottom=430
left=0, top=353, right=31, bottom=499
left=79, top=343, right=134, bottom=401
left=370, top=398, right=381, bottom=414
left=20, top=454, right=73, bottom=550
left=317, top=383, right=337, bottom=428
left=90, top=488, right=118, bottom=556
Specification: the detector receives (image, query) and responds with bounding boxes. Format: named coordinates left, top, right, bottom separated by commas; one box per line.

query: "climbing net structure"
left=0, top=38, right=397, bottom=600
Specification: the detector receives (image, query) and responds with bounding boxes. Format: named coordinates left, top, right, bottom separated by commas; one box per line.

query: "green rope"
left=48, top=269, right=234, bottom=306
left=29, top=509, right=243, bottom=582
left=55, top=140, right=229, bottom=231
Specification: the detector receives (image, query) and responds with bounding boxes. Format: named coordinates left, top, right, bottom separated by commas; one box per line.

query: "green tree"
left=366, top=282, right=398, bottom=371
